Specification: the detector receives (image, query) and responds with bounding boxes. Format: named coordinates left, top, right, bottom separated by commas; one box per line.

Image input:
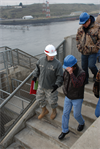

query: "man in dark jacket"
left=76, top=12, right=100, bottom=84
left=58, top=55, right=86, bottom=140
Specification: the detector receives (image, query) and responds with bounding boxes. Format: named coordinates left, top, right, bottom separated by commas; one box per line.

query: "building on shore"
left=22, top=16, right=33, bottom=19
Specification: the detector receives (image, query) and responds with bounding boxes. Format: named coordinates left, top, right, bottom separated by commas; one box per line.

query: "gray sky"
left=0, top=0, right=100, bottom=6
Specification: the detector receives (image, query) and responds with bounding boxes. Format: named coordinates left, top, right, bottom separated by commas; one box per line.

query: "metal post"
left=29, top=57, right=31, bottom=71
left=17, top=49, right=19, bottom=65
left=63, top=40, right=66, bottom=61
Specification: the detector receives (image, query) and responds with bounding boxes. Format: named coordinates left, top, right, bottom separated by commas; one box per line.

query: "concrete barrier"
left=70, top=117, right=100, bottom=149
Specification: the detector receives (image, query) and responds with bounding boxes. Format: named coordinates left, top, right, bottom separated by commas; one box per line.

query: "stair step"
left=58, top=96, right=96, bottom=123
left=14, top=127, right=62, bottom=149
left=26, top=116, right=79, bottom=149
left=35, top=106, right=92, bottom=136
left=84, top=92, right=98, bottom=108
left=58, top=92, right=98, bottom=108
left=84, top=82, right=94, bottom=93
left=58, top=91, right=97, bottom=109
left=6, top=142, right=26, bottom=149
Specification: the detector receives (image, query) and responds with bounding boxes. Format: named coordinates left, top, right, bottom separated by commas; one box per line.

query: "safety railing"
left=0, top=47, right=39, bottom=97
left=0, top=47, right=38, bottom=72
left=56, top=40, right=66, bottom=64
left=0, top=71, right=36, bottom=143
left=11, top=78, right=34, bottom=101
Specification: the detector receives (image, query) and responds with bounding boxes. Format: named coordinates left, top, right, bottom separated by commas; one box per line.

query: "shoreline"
left=0, top=13, right=98, bottom=25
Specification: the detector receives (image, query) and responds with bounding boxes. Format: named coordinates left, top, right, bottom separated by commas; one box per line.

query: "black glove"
left=51, top=84, right=58, bottom=93
left=32, top=77, right=37, bottom=83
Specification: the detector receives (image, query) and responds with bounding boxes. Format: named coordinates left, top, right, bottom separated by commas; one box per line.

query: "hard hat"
left=63, top=55, right=77, bottom=69
left=44, top=44, right=57, bottom=56
left=79, top=12, right=90, bottom=25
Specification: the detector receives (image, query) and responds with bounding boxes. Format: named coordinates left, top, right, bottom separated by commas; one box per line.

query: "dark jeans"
left=81, top=54, right=98, bottom=82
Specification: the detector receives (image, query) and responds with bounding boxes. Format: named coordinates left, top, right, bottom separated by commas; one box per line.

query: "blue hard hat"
left=63, top=55, right=77, bottom=69
left=79, top=12, right=90, bottom=24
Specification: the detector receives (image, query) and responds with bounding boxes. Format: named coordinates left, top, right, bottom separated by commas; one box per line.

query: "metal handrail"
left=12, top=48, right=38, bottom=60
left=0, top=70, right=33, bottom=108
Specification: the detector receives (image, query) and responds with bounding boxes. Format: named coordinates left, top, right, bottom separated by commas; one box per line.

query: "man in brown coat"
left=76, top=12, right=100, bottom=84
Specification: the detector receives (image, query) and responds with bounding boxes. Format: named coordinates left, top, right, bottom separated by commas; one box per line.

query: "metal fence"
left=0, top=46, right=39, bottom=99
left=0, top=47, right=39, bottom=143
left=0, top=71, right=36, bottom=143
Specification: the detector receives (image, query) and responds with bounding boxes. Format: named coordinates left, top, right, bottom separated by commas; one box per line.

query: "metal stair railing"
left=0, top=51, right=10, bottom=93
left=56, top=39, right=66, bottom=64
left=0, top=46, right=39, bottom=98
left=0, top=47, right=39, bottom=71
left=0, top=70, right=36, bottom=143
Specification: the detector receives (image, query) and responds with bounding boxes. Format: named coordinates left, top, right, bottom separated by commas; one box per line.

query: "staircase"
left=6, top=80, right=97, bottom=149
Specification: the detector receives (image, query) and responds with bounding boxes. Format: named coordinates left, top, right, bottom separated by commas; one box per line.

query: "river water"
left=0, top=20, right=80, bottom=56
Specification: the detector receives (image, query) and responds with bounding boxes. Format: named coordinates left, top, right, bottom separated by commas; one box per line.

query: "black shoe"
left=77, top=124, right=85, bottom=131
left=58, top=131, right=69, bottom=140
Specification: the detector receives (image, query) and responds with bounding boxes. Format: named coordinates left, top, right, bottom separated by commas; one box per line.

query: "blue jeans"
left=95, top=97, right=100, bottom=118
left=81, top=54, right=98, bottom=82
left=62, top=96, right=85, bottom=133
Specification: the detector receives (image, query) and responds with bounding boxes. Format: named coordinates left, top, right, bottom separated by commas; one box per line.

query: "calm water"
left=0, top=20, right=80, bottom=56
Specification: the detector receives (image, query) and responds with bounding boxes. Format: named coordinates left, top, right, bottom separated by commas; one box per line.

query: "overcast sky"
left=0, top=0, right=100, bottom=6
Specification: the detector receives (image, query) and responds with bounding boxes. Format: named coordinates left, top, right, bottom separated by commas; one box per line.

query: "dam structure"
left=0, top=35, right=100, bottom=149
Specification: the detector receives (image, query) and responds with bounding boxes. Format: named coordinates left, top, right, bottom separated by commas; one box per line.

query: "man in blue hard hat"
left=76, top=12, right=100, bottom=84
left=58, top=55, right=86, bottom=140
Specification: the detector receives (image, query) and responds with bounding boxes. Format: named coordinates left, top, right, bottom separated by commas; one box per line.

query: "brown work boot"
left=38, top=106, right=49, bottom=120
left=50, top=108, right=57, bottom=120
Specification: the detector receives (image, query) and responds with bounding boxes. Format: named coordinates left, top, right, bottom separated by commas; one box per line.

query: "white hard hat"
left=44, top=44, right=57, bottom=56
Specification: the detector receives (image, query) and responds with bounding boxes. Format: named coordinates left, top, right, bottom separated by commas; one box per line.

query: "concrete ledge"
left=70, top=117, right=100, bottom=149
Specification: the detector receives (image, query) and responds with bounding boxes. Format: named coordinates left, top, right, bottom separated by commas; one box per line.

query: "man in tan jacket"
left=76, top=12, right=100, bottom=84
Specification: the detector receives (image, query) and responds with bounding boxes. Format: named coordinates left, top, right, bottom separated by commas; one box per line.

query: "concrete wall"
left=70, top=117, right=100, bottom=149
left=64, top=34, right=81, bottom=67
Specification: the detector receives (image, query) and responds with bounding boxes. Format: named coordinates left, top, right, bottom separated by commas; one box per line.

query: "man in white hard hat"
left=32, top=44, right=63, bottom=120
